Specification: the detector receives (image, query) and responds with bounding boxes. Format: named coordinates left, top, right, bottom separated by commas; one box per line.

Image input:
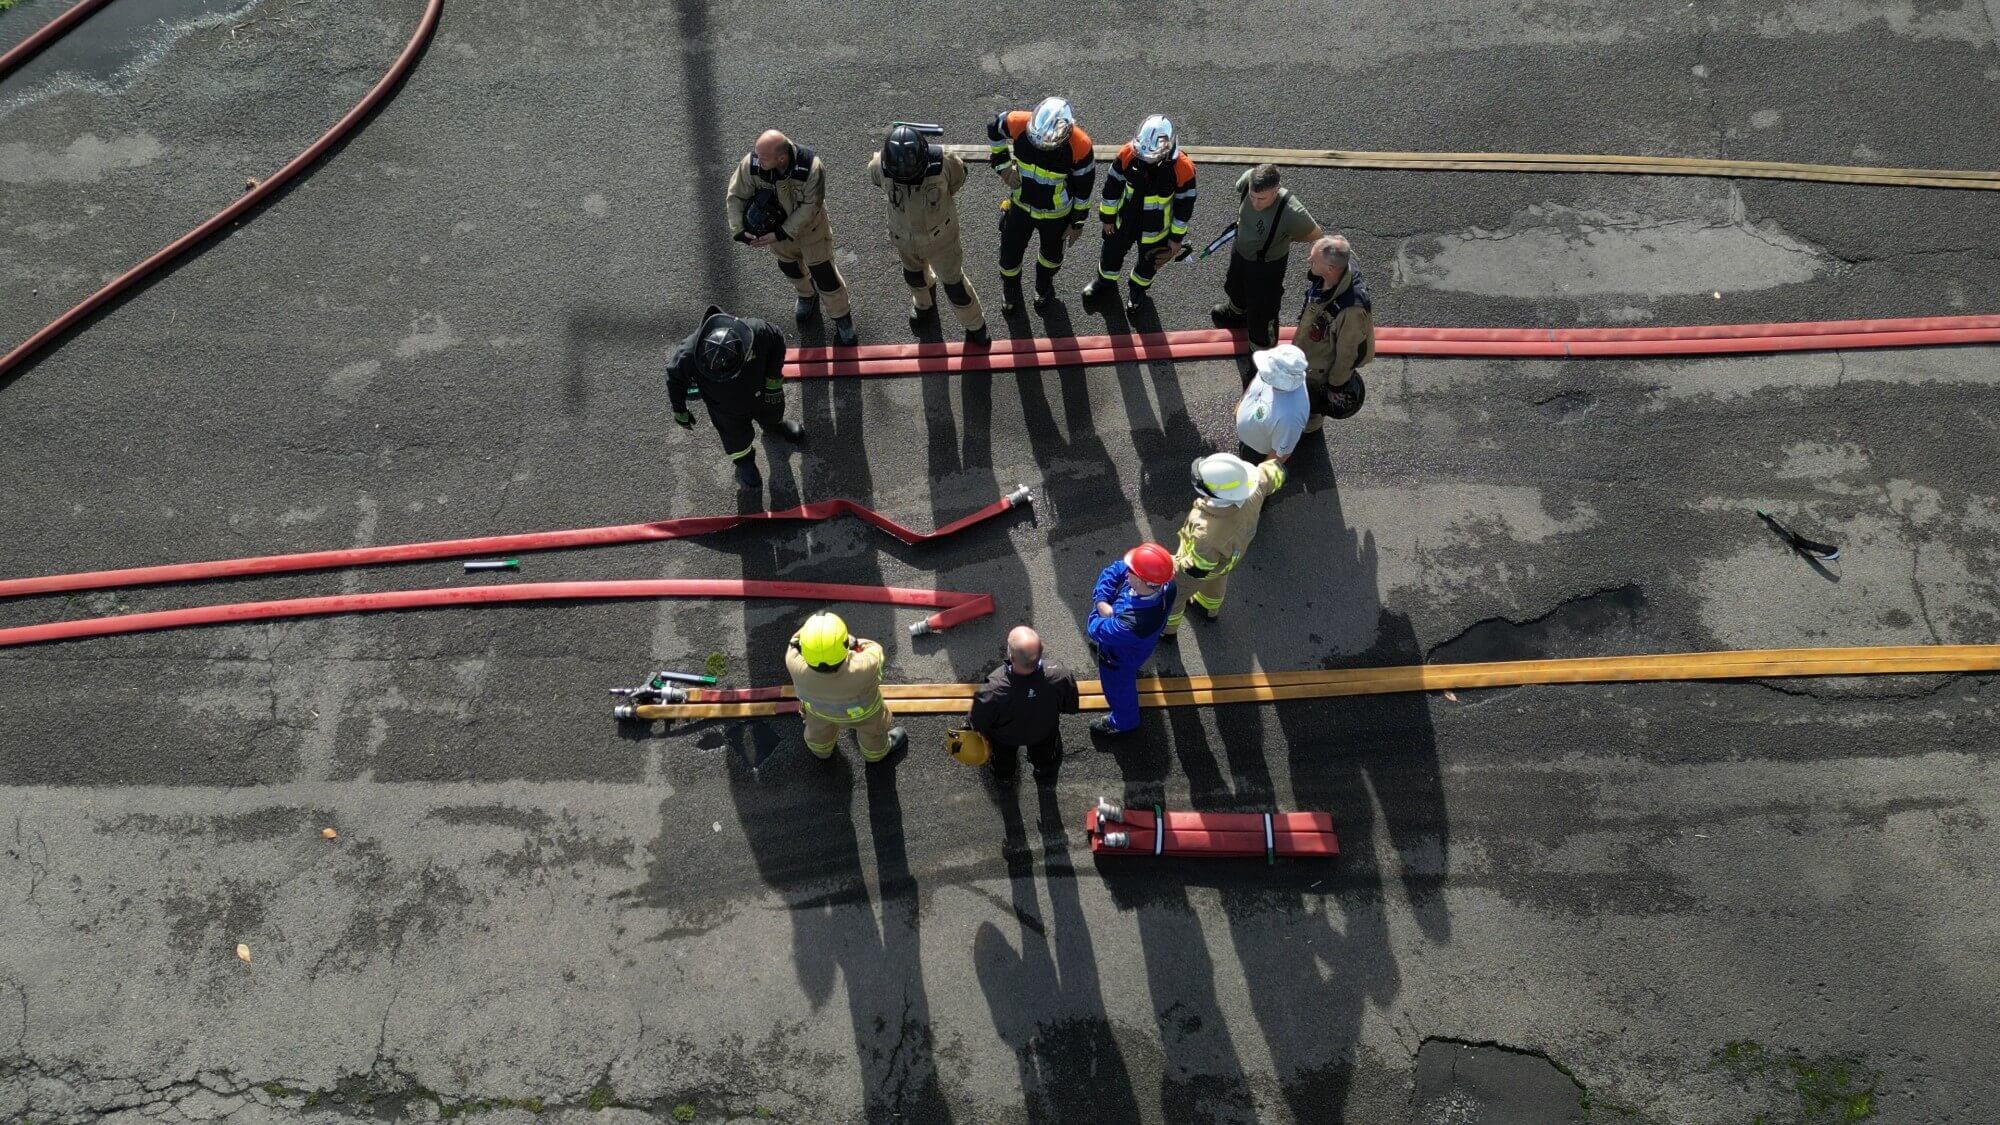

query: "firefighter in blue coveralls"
left=1084, top=542, right=1177, bottom=738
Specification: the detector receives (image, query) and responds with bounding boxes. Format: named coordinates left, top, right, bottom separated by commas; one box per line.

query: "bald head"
left=1309, top=235, right=1351, bottom=283
left=1006, top=626, right=1043, bottom=673
left=755, top=130, right=792, bottom=171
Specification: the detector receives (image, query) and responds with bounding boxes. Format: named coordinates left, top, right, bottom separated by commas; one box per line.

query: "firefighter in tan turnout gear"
left=1163, top=453, right=1287, bottom=637
left=868, top=123, right=990, bottom=345
left=784, top=612, right=907, bottom=763
left=727, top=129, right=859, bottom=346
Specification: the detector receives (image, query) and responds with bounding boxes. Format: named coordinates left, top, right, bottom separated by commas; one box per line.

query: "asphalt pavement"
left=3, top=0, right=1998, bottom=1120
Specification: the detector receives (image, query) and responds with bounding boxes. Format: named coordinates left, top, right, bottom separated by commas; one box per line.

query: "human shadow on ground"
left=1097, top=468, right=1451, bottom=1120
left=972, top=784, right=1143, bottom=1121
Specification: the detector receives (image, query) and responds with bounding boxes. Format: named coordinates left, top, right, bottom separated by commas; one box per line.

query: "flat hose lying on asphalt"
left=785, top=317, right=2000, bottom=379
left=0, top=489, right=1032, bottom=599
left=0, top=0, right=444, bottom=381
left=0, top=580, right=995, bottom=648
left=625, top=644, right=2000, bottom=720
left=0, top=492, right=1028, bottom=644
left=944, top=143, right=2000, bottom=191
left=5, top=0, right=1998, bottom=380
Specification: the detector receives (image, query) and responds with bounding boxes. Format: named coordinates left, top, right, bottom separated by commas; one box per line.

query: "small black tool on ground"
left=1757, top=510, right=1840, bottom=562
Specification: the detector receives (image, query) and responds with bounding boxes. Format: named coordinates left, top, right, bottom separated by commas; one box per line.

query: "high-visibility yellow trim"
left=943, top=143, right=2000, bottom=191
left=630, top=644, right=2000, bottom=719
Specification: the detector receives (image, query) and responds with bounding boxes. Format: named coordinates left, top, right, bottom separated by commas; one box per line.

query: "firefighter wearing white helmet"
left=1163, top=452, right=1287, bottom=637
left=1084, top=115, right=1198, bottom=313
left=988, top=96, right=1097, bottom=312
left=784, top=612, right=907, bottom=763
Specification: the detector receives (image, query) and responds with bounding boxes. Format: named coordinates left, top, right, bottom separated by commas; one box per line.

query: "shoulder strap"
left=1255, top=189, right=1290, bottom=261
left=789, top=146, right=815, bottom=180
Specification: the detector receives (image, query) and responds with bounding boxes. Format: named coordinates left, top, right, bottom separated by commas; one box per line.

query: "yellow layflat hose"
left=942, top=144, right=2000, bottom=191
left=631, top=644, right=2000, bottom=720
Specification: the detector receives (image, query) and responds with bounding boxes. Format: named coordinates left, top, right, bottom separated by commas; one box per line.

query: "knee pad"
left=942, top=280, right=974, bottom=307
left=807, top=260, right=843, bottom=293
left=902, top=268, right=928, bottom=290
left=776, top=259, right=807, bottom=280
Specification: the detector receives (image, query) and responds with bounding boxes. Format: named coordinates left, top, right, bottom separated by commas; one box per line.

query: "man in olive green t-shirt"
left=1211, top=163, right=1322, bottom=348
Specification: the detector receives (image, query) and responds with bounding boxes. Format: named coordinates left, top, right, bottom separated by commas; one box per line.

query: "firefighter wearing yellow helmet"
left=1164, top=453, right=1287, bottom=637
left=784, top=612, right=906, bottom=763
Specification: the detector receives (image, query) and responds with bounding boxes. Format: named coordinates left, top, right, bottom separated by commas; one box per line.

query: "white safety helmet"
left=1028, top=96, right=1076, bottom=147
left=1253, top=344, right=1308, bottom=392
left=1190, top=452, right=1258, bottom=506
left=1134, top=114, right=1176, bottom=163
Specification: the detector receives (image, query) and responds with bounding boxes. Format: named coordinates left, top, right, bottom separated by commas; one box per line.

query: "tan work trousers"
left=802, top=701, right=894, bottom=762
left=895, top=234, right=985, bottom=331
left=771, top=222, right=852, bottom=319
left=1164, top=566, right=1232, bottom=634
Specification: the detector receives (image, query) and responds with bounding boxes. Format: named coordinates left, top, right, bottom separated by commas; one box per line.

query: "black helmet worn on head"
left=881, top=124, right=934, bottom=184
left=698, top=309, right=753, bottom=380
left=742, top=188, right=787, bottom=237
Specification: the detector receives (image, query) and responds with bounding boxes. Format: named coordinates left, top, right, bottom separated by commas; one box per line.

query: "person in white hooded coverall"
left=1234, top=343, right=1311, bottom=461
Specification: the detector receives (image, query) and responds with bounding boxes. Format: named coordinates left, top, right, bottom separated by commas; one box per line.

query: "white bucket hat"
left=1252, top=344, right=1307, bottom=391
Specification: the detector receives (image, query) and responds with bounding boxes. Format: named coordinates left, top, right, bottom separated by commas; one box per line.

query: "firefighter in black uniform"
left=1084, top=115, right=1198, bottom=313
left=666, top=306, right=804, bottom=490
left=988, top=96, right=1097, bottom=313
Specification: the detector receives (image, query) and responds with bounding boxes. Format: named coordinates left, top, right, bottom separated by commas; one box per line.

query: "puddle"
left=1, top=0, right=259, bottom=88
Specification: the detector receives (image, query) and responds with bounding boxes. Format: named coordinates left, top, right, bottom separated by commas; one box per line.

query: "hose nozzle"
left=1102, top=831, right=1129, bottom=848
left=908, top=619, right=935, bottom=637
left=1095, top=797, right=1124, bottom=823
left=1005, top=484, right=1034, bottom=507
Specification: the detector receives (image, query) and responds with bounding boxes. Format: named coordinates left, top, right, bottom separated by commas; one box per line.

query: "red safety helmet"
left=1123, top=542, right=1175, bottom=586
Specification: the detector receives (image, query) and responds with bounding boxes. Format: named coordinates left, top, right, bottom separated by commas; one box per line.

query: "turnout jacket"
left=1296, top=268, right=1376, bottom=387
left=726, top=142, right=831, bottom=242
left=987, top=111, right=1096, bottom=222
left=968, top=661, right=1081, bottom=747
left=785, top=636, right=887, bottom=721
left=867, top=149, right=968, bottom=251
left=1086, top=559, right=1176, bottom=670
left=664, top=309, right=786, bottom=416
left=1100, top=145, right=1197, bottom=243
left=1175, top=461, right=1287, bottom=578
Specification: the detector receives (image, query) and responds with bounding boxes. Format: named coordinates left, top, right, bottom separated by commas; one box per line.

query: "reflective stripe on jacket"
left=1101, top=145, right=1197, bottom=243
left=785, top=637, right=886, bottom=720
left=1174, top=461, right=1286, bottom=577
left=988, top=111, right=1096, bottom=221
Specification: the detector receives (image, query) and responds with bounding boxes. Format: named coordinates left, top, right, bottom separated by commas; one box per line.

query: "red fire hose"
left=1086, top=800, right=1339, bottom=861
left=0, top=489, right=1030, bottom=600
left=0, top=579, right=993, bottom=649
left=0, top=0, right=114, bottom=78
left=784, top=315, right=2000, bottom=379
left=0, top=0, right=443, bottom=381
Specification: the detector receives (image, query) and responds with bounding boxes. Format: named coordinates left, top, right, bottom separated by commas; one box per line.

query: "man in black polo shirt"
left=968, top=626, right=1081, bottom=786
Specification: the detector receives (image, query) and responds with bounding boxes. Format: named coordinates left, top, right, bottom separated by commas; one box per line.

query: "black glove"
left=673, top=409, right=696, bottom=429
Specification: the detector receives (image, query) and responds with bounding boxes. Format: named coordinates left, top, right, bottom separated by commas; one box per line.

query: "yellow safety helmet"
left=795, top=612, right=852, bottom=669
left=945, top=727, right=990, bottom=768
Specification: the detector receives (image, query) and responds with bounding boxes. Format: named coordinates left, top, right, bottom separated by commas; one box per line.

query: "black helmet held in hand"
left=742, top=188, right=787, bottom=237
left=697, top=308, right=753, bottom=379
